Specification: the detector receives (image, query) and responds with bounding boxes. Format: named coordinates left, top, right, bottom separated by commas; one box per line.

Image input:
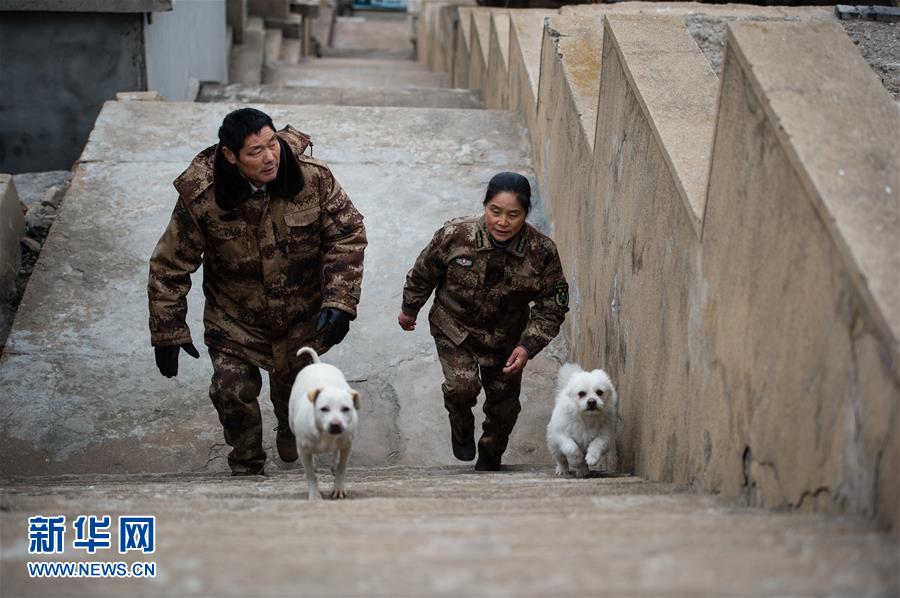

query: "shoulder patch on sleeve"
left=554, top=281, right=569, bottom=308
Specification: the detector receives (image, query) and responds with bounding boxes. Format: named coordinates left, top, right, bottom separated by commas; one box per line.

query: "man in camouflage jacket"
left=148, top=108, right=366, bottom=475
left=400, top=210, right=568, bottom=469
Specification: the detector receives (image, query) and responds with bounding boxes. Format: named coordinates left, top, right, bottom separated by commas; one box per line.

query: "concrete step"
left=0, top=100, right=535, bottom=477
left=292, top=57, right=432, bottom=71
left=229, top=17, right=266, bottom=85
left=198, top=83, right=484, bottom=109
left=333, top=14, right=412, bottom=55
left=1, top=467, right=896, bottom=596
left=264, top=27, right=283, bottom=65
left=320, top=46, right=415, bottom=60
left=264, top=63, right=449, bottom=88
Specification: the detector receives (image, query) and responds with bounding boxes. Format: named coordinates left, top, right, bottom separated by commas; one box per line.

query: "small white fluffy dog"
left=288, top=347, right=360, bottom=500
left=546, top=363, right=618, bottom=478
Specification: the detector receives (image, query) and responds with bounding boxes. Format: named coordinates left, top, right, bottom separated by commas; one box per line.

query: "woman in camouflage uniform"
left=398, top=172, right=568, bottom=471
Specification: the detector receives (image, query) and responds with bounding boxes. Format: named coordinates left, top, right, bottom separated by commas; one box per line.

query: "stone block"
left=0, top=174, right=24, bottom=304
left=248, top=0, right=289, bottom=18
left=116, top=90, right=166, bottom=101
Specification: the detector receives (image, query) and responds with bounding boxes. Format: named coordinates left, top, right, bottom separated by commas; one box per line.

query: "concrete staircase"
left=0, top=8, right=897, bottom=597
left=205, top=10, right=482, bottom=109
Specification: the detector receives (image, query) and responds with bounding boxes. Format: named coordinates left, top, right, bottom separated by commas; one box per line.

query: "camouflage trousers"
left=434, top=334, right=523, bottom=462
left=208, top=349, right=299, bottom=474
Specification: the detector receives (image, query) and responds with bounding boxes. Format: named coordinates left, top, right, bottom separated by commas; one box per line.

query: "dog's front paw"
left=586, top=454, right=600, bottom=468
left=331, top=487, right=347, bottom=499
left=555, top=463, right=569, bottom=477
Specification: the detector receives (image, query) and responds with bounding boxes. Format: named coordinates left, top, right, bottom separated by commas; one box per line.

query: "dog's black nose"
left=586, top=399, right=598, bottom=410
left=328, top=423, right=344, bottom=435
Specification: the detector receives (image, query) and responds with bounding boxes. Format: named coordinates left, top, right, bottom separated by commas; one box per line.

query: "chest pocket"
left=505, top=273, right=542, bottom=306
left=285, top=207, right=320, bottom=254
left=207, top=219, right=250, bottom=261
left=444, top=260, right=480, bottom=308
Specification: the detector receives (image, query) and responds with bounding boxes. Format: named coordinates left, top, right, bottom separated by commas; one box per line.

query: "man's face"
left=222, top=126, right=281, bottom=187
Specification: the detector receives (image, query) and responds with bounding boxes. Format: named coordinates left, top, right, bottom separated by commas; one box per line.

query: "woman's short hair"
left=218, top=108, right=276, bottom=154
left=483, top=171, right=532, bottom=214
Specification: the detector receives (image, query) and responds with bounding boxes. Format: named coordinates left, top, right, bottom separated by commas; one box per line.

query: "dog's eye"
left=320, top=407, right=330, bottom=413
left=578, top=391, right=587, bottom=398
left=597, top=389, right=604, bottom=396
left=341, top=407, right=351, bottom=413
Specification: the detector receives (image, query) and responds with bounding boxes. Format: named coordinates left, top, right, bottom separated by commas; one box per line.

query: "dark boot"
left=474, top=453, right=501, bottom=472
left=275, top=425, right=298, bottom=462
left=451, top=430, right=476, bottom=462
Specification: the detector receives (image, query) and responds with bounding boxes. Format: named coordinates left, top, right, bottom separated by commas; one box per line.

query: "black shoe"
left=452, top=435, right=476, bottom=462
left=475, top=455, right=501, bottom=471
left=275, top=425, right=298, bottom=462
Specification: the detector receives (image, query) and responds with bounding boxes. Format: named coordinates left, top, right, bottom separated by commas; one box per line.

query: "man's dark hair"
left=483, top=171, right=532, bottom=214
left=218, top=108, right=276, bottom=154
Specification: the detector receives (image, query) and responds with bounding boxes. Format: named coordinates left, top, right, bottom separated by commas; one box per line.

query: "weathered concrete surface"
left=484, top=11, right=510, bottom=110
left=574, top=15, right=715, bottom=485
left=695, top=21, right=899, bottom=531
left=468, top=7, right=495, bottom=93
left=452, top=6, right=474, bottom=88
left=263, top=64, right=449, bottom=88
left=198, top=83, right=483, bottom=108
left=333, top=14, right=413, bottom=60
left=533, top=13, right=606, bottom=319
left=562, top=1, right=833, bottom=20
left=0, top=100, right=560, bottom=478
left=508, top=10, right=555, bottom=157
left=2, top=467, right=897, bottom=596
left=263, top=27, right=282, bottom=65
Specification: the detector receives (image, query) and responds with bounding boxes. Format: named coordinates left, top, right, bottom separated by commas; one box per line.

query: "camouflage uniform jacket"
left=148, top=126, right=367, bottom=372
left=402, top=216, right=568, bottom=365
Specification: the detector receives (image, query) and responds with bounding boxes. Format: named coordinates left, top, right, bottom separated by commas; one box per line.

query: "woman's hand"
left=503, top=346, right=529, bottom=375
left=398, top=312, right=417, bottom=331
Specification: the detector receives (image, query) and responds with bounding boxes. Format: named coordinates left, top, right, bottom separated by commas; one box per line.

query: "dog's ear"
left=307, top=387, right=323, bottom=403
left=351, top=391, right=361, bottom=411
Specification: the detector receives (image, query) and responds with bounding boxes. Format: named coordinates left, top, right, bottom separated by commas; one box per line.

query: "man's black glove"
left=154, top=342, right=200, bottom=378
left=316, top=308, right=351, bottom=347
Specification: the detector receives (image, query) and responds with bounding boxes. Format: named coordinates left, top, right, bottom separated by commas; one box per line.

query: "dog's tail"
left=557, top=362, right=582, bottom=391
left=296, top=347, right=321, bottom=363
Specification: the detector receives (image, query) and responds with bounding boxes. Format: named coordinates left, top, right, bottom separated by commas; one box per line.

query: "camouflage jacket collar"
left=173, top=125, right=312, bottom=210
left=475, top=215, right=529, bottom=258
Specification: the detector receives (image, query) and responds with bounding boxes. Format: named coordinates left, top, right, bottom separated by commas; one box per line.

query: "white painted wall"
left=144, top=0, right=228, bottom=101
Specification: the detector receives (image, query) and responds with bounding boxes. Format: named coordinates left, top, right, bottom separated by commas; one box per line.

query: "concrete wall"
left=485, top=11, right=510, bottom=109
left=0, top=12, right=145, bottom=172
left=144, top=0, right=229, bottom=101
left=0, top=175, right=24, bottom=305
left=422, top=3, right=899, bottom=530
left=507, top=10, right=554, bottom=161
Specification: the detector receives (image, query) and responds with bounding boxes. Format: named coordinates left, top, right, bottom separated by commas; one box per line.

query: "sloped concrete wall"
left=485, top=11, right=511, bottom=109
left=582, top=14, right=718, bottom=482
left=422, top=3, right=899, bottom=530
left=695, top=20, right=899, bottom=530
left=507, top=11, right=555, bottom=159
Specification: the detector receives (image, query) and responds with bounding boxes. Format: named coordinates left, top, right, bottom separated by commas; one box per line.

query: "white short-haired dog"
left=289, top=347, right=360, bottom=500
left=546, top=363, right=618, bottom=478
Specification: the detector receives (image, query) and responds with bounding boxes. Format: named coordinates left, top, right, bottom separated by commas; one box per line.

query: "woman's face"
left=484, top=191, right=526, bottom=243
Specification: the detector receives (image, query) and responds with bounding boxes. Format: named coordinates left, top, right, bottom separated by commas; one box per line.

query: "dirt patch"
left=685, top=15, right=900, bottom=101
left=841, top=20, right=900, bottom=100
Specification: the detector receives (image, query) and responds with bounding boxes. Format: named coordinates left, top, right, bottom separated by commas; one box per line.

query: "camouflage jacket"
left=402, top=216, right=568, bottom=364
left=148, top=126, right=367, bottom=373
